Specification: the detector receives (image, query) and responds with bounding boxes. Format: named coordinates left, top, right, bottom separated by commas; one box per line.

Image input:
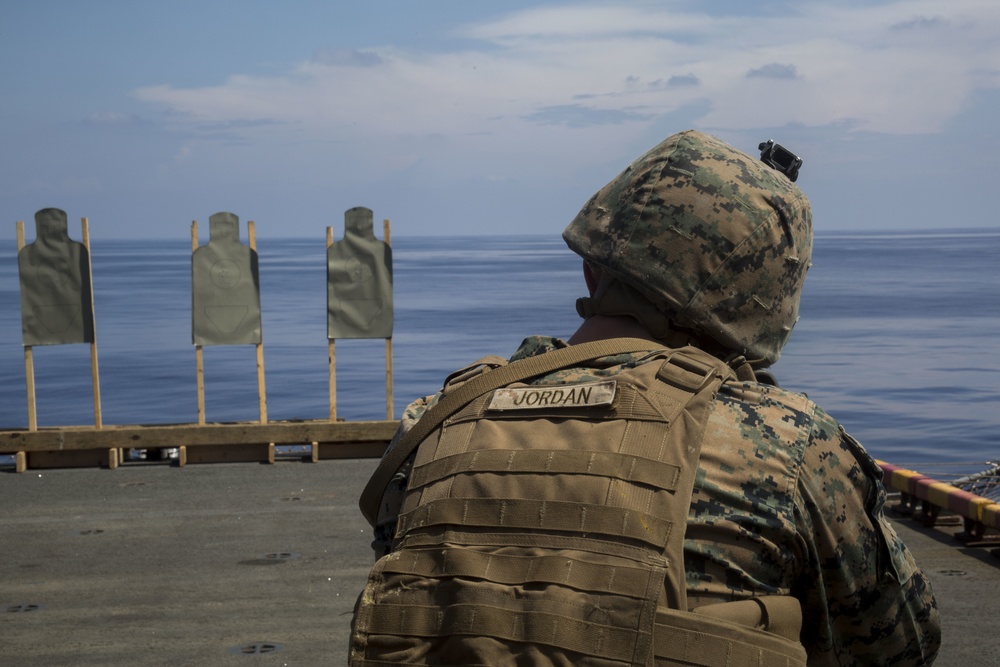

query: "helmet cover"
left=563, top=129, right=812, bottom=366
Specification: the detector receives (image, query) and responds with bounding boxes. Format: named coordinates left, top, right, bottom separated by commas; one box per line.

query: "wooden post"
left=195, top=346, right=205, bottom=426
left=81, top=218, right=103, bottom=430
left=16, top=221, right=37, bottom=434
left=23, top=347, right=36, bottom=431
left=257, top=340, right=268, bottom=423
left=192, top=221, right=206, bottom=426
left=321, top=224, right=336, bottom=462
left=248, top=220, right=268, bottom=425
left=385, top=339, right=394, bottom=420
left=81, top=217, right=114, bottom=469
left=326, top=226, right=337, bottom=422
left=16, top=221, right=33, bottom=472
left=322, top=227, right=337, bottom=463
left=384, top=218, right=394, bottom=420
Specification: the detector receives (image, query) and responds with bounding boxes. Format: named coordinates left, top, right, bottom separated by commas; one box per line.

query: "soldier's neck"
left=567, top=314, right=659, bottom=345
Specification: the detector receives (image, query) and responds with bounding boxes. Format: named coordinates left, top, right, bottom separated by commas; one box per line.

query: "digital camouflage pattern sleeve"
left=368, top=336, right=940, bottom=666
left=794, top=420, right=940, bottom=665
left=690, top=379, right=939, bottom=666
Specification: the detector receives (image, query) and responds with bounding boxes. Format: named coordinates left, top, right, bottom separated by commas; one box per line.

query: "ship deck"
left=1, top=458, right=997, bottom=666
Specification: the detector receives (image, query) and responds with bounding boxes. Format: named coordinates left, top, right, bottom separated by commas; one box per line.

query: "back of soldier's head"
left=563, top=129, right=812, bottom=367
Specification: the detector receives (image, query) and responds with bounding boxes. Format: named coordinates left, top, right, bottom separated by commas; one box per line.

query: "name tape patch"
left=487, top=380, right=617, bottom=411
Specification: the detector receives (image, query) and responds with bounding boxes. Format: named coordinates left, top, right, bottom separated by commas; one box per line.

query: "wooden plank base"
left=26, top=448, right=118, bottom=470
left=317, top=441, right=388, bottom=460
left=1, top=419, right=395, bottom=472
left=179, top=443, right=274, bottom=466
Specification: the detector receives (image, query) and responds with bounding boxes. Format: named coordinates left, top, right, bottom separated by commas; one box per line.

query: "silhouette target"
left=327, top=207, right=393, bottom=339
left=191, top=212, right=262, bottom=345
left=18, top=208, right=95, bottom=346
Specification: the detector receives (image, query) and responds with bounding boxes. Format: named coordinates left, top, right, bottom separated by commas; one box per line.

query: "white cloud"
left=131, top=1, right=1000, bottom=181
left=456, top=5, right=720, bottom=43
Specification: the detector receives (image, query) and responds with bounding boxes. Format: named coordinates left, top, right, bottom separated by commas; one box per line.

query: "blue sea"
left=2, top=230, right=998, bottom=477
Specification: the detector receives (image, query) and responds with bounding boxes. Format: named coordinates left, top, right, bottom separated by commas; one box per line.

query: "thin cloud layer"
left=135, top=0, right=1000, bottom=147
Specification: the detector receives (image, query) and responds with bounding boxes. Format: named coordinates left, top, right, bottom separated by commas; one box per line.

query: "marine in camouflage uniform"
left=366, top=130, right=940, bottom=666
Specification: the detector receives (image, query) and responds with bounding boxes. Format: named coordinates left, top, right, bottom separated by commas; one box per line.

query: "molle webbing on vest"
left=396, top=497, right=675, bottom=548
left=363, top=602, right=654, bottom=663
left=407, top=449, right=683, bottom=493
left=653, top=606, right=807, bottom=666
left=379, top=547, right=658, bottom=594
left=392, top=528, right=658, bottom=561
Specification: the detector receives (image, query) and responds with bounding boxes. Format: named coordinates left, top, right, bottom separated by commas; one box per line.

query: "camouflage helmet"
left=562, top=130, right=812, bottom=366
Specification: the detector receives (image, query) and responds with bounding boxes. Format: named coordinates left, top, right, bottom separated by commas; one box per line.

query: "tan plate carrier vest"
left=354, top=338, right=807, bottom=666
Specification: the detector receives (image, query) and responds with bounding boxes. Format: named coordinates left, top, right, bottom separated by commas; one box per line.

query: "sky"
left=3, top=0, right=1000, bottom=240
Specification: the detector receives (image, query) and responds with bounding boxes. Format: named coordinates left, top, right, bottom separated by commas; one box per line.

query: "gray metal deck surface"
left=1, top=459, right=997, bottom=666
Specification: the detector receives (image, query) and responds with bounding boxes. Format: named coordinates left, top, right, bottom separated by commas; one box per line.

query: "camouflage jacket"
left=371, top=336, right=940, bottom=666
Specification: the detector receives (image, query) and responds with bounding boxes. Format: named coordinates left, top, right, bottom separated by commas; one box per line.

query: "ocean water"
left=1, top=230, right=998, bottom=475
